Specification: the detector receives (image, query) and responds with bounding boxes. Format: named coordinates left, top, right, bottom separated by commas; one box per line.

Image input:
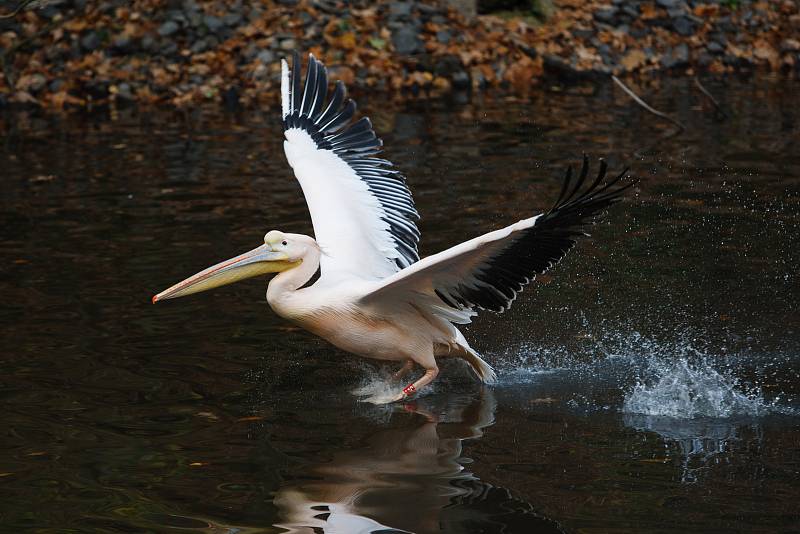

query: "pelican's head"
left=152, top=230, right=311, bottom=303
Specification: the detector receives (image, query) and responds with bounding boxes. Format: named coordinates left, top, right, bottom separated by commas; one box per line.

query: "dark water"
left=1, top=78, right=799, bottom=532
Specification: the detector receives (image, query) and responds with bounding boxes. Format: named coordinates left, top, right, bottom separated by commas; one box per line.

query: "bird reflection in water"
left=623, top=414, right=763, bottom=484
left=273, top=389, right=563, bottom=533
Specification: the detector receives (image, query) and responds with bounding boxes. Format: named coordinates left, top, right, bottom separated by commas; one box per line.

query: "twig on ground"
left=611, top=75, right=686, bottom=133
left=0, top=0, right=37, bottom=19
left=693, top=76, right=728, bottom=119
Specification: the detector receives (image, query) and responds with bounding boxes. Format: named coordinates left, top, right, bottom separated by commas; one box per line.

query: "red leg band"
left=403, top=384, right=417, bottom=396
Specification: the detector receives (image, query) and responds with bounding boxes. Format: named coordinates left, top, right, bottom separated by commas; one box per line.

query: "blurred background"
left=1, top=1, right=799, bottom=533
left=0, top=0, right=797, bottom=109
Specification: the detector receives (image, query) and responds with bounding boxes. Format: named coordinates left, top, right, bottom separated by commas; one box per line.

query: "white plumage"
left=153, top=52, right=635, bottom=403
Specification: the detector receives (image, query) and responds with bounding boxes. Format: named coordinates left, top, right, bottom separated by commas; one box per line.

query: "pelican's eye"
left=281, top=240, right=288, bottom=246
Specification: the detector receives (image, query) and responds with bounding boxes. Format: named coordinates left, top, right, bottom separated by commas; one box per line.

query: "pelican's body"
left=258, top=231, right=489, bottom=395
left=154, top=52, right=634, bottom=402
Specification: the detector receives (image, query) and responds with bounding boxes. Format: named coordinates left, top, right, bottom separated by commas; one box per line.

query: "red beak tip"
left=152, top=295, right=158, bottom=304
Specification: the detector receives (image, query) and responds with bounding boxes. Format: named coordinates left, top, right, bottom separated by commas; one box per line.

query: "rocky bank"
left=0, top=0, right=797, bottom=110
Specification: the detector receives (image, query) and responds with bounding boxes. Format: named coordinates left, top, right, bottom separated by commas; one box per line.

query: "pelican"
left=153, top=52, right=634, bottom=403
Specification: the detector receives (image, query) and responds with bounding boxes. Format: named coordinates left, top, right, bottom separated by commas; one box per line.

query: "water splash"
left=490, top=327, right=795, bottom=419
left=493, top=343, right=577, bottom=384
left=622, top=357, right=766, bottom=418
left=351, top=363, right=438, bottom=405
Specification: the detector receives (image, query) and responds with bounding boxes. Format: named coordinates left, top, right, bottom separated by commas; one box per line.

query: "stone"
left=257, top=49, right=276, bottom=64
left=389, top=1, right=413, bottom=18
left=36, top=3, right=61, bottom=18
left=188, top=11, right=204, bottom=27
left=392, top=26, right=422, bottom=55
left=697, top=52, right=713, bottom=68
left=223, top=13, right=242, bottom=26
left=594, top=7, right=618, bottom=25
left=445, top=0, right=476, bottom=19
left=598, top=44, right=613, bottom=64
left=141, top=33, right=158, bottom=52
left=248, top=6, right=263, bottom=21
left=112, top=35, right=134, bottom=54
left=28, top=73, right=47, bottom=93
left=417, top=3, right=440, bottom=15
left=621, top=4, right=639, bottom=18
left=661, top=43, right=689, bottom=68
left=709, top=32, right=727, bottom=46
left=160, top=41, right=178, bottom=56
left=656, top=0, right=682, bottom=8
left=157, top=21, right=180, bottom=37
left=190, top=38, right=209, bottom=54
left=80, top=31, right=100, bottom=52
left=671, top=16, right=695, bottom=36
left=204, top=36, right=220, bottom=49
left=166, top=10, right=187, bottom=25
left=451, top=71, right=470, bottom=89
left=204, top=15, right=224, bottom=33
left=707, top=41, right=725, bottom=54
left=116, top=83, right=135, bottom=101
left=532, top=0, right=556, bottom=20
left=674, top=43, right=689, bottom=63
left=436, top=30, right=451, bottom=44
left=714, top=16, right=735, bottom=33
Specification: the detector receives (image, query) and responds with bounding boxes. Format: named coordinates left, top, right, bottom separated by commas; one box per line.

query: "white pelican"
left=153, top=52, right=635, bottom=403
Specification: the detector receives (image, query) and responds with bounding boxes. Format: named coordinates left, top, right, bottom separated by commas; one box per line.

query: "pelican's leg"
left=393, top=366, right=439, bottom=403
left=391, top=360, right=415, bottom=382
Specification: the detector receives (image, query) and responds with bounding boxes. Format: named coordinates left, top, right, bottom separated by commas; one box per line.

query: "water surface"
left=1, top=78, right=799, bottom=532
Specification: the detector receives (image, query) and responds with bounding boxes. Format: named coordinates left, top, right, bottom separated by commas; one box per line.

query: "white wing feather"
left=281, top=53, right=420, bottom=282
left=283, top=129, right=403, bottom=281
left=360, top=217, right=540, bottom=324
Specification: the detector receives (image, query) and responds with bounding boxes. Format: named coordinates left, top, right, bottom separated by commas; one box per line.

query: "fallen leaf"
left=621, top=49, right=647, bottom=71
left=236, top=415, right=265, bottom=422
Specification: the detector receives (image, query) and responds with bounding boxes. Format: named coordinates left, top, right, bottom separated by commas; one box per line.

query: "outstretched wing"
left=359, top=157, right=634, bottom=321
left=281, top=52, right=419, bottom=282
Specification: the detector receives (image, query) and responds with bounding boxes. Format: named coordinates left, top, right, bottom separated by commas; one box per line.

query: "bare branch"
left=611, top=75, right=686, bottom=133
left=694, top=76, right=728, bottom=119
left=0, top=0, right=37, bottom=19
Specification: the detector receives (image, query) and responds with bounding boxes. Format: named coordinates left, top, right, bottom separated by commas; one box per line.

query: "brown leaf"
left=753, top=39, right=779, bottom=68
left=620, top=49, right=647, bottom=71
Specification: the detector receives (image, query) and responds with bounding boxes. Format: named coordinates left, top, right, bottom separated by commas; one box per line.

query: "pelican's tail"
left=461, top=346, right=497, bottom=384
left=448, top=327, right=497, bottom=384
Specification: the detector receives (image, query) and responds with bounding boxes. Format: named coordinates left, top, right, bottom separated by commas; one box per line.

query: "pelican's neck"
left=266, top=247, right=321, bottom=315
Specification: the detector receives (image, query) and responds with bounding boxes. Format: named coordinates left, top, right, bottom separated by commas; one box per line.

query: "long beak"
left=152, top=244, right=299, bottom=303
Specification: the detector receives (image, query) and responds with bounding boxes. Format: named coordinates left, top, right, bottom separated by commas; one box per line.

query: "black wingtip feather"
left=553, top=165, right=573, bottom=210
left=438, top=157, right=635, bottom=315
